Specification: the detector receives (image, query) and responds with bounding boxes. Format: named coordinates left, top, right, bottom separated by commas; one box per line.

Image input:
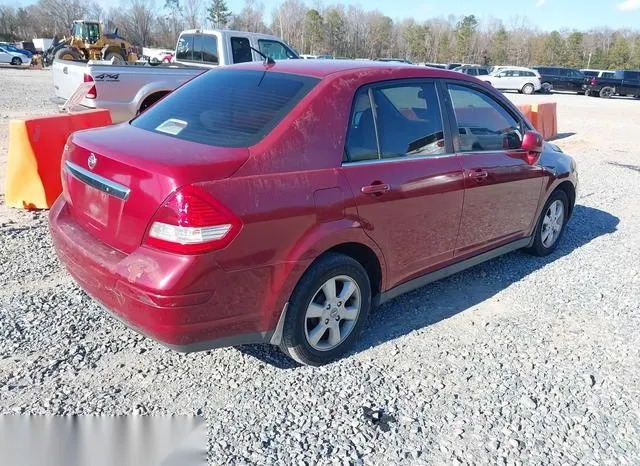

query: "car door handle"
left=469, top=169, right=488, bottom=179
left=361, top=183, right=391, bottom=195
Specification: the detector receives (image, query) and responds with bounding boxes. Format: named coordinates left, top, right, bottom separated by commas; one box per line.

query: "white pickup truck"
left=52, top=29, right=299, bottom=123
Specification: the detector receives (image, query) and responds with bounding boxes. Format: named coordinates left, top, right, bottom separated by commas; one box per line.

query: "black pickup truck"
left=585, top=70, right=640, bottom=98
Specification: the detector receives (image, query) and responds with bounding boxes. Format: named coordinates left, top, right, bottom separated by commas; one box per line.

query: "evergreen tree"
left=207, top=0, right=231, bottom=29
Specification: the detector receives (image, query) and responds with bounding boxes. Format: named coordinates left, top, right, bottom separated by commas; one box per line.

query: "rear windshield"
left=131, top=70, right=319, bottom=147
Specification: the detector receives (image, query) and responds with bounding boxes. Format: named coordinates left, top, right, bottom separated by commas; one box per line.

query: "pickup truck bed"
left=52, top=59, right=204, bottom=122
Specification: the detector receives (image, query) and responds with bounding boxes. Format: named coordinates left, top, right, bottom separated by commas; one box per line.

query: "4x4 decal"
left=94, top=73, right=120, bottom=82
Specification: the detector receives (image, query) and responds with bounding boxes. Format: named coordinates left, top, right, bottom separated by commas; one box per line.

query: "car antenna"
left=250, top=46, right=275, bottom=66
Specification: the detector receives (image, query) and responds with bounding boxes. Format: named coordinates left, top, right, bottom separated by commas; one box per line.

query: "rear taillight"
left=144, top=185, right=241, bottom=254
left=590, top=77, right=597, bottom=86
left=84, top=73, right=97, bottom=99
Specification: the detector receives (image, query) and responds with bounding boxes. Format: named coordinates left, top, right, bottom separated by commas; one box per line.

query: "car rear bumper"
left=49, top=197, right=297, bottom=351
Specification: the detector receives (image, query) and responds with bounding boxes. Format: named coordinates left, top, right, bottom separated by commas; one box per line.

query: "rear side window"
left=448, top=84, right=523, bottom=152
left=582, top=70, right=597, bottom=77
left=258, top=39, right=297, bottom=60
left=345, top=81, right=447, bottom=161
left=132, top=70, right=319, bottom=147
left=231, top=37, right=252, bottom=63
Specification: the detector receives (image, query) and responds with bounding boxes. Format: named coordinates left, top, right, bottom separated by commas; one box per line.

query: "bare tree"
left=182, top=0, right=203, bottom=28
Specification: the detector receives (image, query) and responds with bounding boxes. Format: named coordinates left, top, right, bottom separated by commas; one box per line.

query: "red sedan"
left=49, top=60, right=578, bottom=366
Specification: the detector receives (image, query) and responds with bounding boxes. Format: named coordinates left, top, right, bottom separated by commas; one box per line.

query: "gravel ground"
left=1, top=67, right=639, bottom=465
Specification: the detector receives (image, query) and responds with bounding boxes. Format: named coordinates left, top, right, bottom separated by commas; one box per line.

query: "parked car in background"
left=453, top=65, right=490, bottom=76
left=376, top=57, right=412, bottom=64
left=50, top=60, right=577, bottom=366
left=532, top=66, right=587, bottom=93
left=0, top=43, right=32, bottom=60
left=484, top=67, right=542, bottom=94
left=446, top=63, right=462, bottom=69
left=0, top=45, right=28, bottom=66
left=424, top=63, right=447, bottom=69
left=52, top=29, right=300, bottom=122
left=581, top=69, right=615, bottom=79
left=585, top=69, right=640, bottom=98
left=300, top=54, right=334, bottom=59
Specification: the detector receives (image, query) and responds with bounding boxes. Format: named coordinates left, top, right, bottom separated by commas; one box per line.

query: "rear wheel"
left=526, top=190, right=569, bottom=257
left=599, top=87, right=614, bottom=98
left=10, top=57, right=22, bottom=66
left=105, top=52, right=125, bottom=64
left=279, top=253, right=372, bottom=366
left=522, top=83, right=535, bottom=95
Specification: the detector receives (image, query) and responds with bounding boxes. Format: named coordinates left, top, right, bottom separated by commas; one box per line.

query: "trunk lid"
left=62, top=123, right=249, bottom=253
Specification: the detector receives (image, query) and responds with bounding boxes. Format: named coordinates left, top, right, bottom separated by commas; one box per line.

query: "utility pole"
left=587, top=51, right=592, bottom=68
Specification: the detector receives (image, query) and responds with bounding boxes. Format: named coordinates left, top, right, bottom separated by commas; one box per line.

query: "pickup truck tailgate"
left=52, top=59, right=87, bottom=100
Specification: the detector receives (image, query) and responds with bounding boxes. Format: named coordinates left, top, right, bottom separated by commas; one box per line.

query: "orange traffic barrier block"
left=530, top=102, right=558, bottom=140
left=4, top=109, right=112, bottom=209
left=517, top=104, right=534, bottom=127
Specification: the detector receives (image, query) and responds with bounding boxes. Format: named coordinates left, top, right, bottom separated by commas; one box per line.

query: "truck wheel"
left=542, top=82, right=553, bottom=93
left=599, top=87, right=614, bottom=98
left=522, top=83, right=535, bottom=95
left=54, top=47, right=80, bottom=61
left=105, top=52, right=125, bottom=64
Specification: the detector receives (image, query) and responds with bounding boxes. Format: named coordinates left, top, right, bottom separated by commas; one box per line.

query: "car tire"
left=10, top=57, right=22, bottom=66
left=526, top=189, right=569, bottom=257
left=599, top=87, right=614, bottom=98
left=279, top=253, right=372, bottom=366
left=542, top=82, right=553, bottom=93
left=522, top=83, right=535, bottom=95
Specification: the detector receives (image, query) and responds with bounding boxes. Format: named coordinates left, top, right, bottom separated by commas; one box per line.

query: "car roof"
left=227, top=59, right=470, bottom=80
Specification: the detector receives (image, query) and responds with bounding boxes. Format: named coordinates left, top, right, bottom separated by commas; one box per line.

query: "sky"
left=11, top=0, right=640, bottom=31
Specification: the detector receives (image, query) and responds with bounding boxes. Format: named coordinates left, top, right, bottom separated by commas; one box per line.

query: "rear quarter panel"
left=52, top=59, right=87, bottom=100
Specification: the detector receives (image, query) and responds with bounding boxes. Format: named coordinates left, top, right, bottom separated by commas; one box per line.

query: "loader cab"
left=72, top=21, right=101, bottom=45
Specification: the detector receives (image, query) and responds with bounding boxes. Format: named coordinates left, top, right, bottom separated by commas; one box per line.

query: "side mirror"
left=521, top=130, right=544, bottom=164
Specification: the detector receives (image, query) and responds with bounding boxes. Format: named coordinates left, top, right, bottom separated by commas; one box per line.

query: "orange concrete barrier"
left=4, top=109, right=112, bottom=209
left=517, top=104, right=534, bottom=127
left=530, top=102, right=558, bottom=140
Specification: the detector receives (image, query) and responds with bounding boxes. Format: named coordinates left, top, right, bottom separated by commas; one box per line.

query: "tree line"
left=1, top=0, right=640, bottom=70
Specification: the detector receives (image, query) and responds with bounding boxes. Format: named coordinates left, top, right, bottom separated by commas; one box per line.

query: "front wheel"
left=541, top=82, right=552, bottom=93
left=280, top=253, right=372, bottom=366
left=10, top=57, right=22, bottom=66
left=526, top=190, right=569, bottom=257
left=522, top=83, right=535, bottom=95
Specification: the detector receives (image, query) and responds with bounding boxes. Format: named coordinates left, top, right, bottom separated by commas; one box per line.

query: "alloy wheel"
left=304, top=275, right=361, bottom=351
left=541, top=200, right=564, bottom=248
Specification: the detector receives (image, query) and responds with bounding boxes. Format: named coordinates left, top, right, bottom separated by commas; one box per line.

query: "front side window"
left=448, top=84, right=523, bottom=152
left=258, top=39, right=297, bottom=60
